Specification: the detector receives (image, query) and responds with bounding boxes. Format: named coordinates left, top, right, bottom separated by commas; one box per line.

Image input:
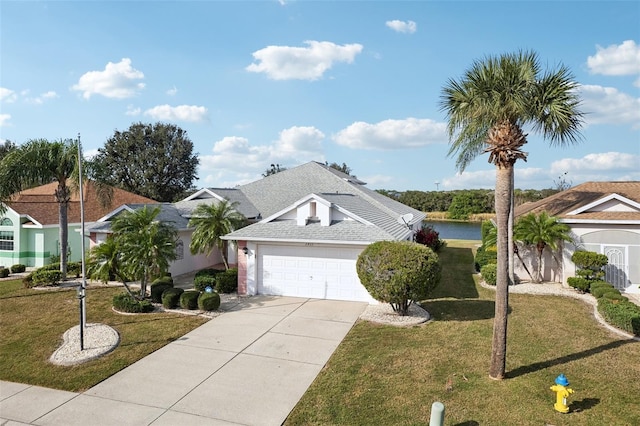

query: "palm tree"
left=0, top=139, right=110, bottom=279
left=188, top=200, right=246, bottom=269
left=86, top=236, right=137, bottom=298
left=111, top=206, right=178, bottom=297
left=440, top=51, right=583, bottom=380
left=514, top=212, right=573, bottom=283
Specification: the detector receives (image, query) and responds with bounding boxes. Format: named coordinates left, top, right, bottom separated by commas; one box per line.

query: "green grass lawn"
left=286, top=241, right=640, bottom=426
left=0, top=280, right=207, bottom=392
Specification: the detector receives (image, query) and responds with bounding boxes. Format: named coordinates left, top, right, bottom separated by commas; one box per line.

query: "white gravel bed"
left=360, top=302, right=430, bottom=327
left=50, top=323, right=120, bottom=366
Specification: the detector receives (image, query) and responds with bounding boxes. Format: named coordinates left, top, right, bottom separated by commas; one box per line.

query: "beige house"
left=514, top=181, right=640, bottom=294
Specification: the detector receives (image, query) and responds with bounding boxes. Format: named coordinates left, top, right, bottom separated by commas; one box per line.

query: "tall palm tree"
left=188, top=200, right=246, bottom=269
left=0, top=139, right=110, bottom=279
left=440, top=51, right=583, bottom=380
left=111, top=206, right=177, bottom=297
left=514, top=212, right=573, bottom=283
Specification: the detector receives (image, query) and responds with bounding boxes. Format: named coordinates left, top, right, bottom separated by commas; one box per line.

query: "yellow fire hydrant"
left=550, top=374, right=574, bottom=413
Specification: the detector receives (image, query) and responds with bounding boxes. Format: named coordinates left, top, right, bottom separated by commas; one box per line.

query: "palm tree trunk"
left=508, top=168, right=515, bottom=285
left=489, top=165, right=511, bottom=380
left=536, top=243, right=545, bottom=283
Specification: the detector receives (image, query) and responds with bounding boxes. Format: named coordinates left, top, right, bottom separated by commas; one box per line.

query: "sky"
left=1, top=1, right=639, bottom=193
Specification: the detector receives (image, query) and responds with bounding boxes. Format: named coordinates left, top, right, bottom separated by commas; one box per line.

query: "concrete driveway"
left=0, top=296, right=367, bottom=426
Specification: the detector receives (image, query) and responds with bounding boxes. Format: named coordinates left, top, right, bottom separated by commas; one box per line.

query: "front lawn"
left=285, top=241, right=640, bottom=426
left=0, top=280, right=207, bottom=392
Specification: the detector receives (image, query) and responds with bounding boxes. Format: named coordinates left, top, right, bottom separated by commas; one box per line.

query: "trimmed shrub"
left=31, top=270, right=62, bottom=286
left=602, top=292, right=628, bottom=302
left=597, top=298, right=640, bottom=335
left=22, top=273, right=33, bottom=288
left=216, top=268, right=238, bottom=293
left=0, top=268, right=9, bottom=278
left=195, top=268, right=223, bottom=278
left=67, top=262, right=82, bottom=278
left=10, top=264, right=26, bottom=274
left=474, top=245, right=497, bottom=272
left=590, top=281, right=613, bottom=293
left=567, top=277, right=590, bottom=293
left=180, top=290, right=200, bottom=310
left=480, top=263, right=497, bottom=286
left=198, top=291, right=221, bottom=311
left=571, top=251, right=608, bottom=282
left=356, top=241, right=441, bottom=315
left=161, top=287, right=184, bottom=309
left=152, top=276, right=174, bottom=287
left=194, top=275, right=217, bottom=292
left=414, top=225, right=445, bottom=252
left=112, top=293, right=154, bottom=313
left=150, top=282, right=174, bottom=303
left=591, top=284, right=616, bottom=299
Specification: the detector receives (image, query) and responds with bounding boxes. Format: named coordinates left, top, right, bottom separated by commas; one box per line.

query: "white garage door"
left=257, top=244, right=373, bottom=302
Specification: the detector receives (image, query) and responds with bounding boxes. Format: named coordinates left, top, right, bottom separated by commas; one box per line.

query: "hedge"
left=112, top=293, right=154, bottom=313
left=194, top=275, right=217, bottom=292
left=216, top=268, right=238, bottom=293
left=480, top=263, right=497, bottom=286
left=0, top=268, right=9, bottom=278
left=31, top=270, right=62, bottom=286
left=10, top=264, right=26, bottom=273
left=567, top=276, right=590, bottom=293
left=597, top=298, right=640, bottom=335
left=474, top=245, right=497, bottom=272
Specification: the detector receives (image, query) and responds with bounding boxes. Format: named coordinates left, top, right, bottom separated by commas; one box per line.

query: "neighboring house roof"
left=89, top=203, right=190, bottom=233
left=5, top=181, right=157, bottom=226
left=223, top=162, right=425, bottom=243
left=515, top=181, right=640, bottom=223
left=177, top=188, right=260, bottom=219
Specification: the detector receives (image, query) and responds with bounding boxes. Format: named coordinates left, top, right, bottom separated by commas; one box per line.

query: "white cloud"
left=26, top=90, right=58, bottom=105
left=333, top=118, right=447, bottom=149
left=385, top=20, right=417, bottom=34
left=200, top=126, right=326, bottom=187
left=72, top=58, right=145, bottom=99
left=246, top=40, right=363, bottom=81
left=167, top=86, right=178, bottom=96
left=0, top=87, right=17, bottom=103
left=551, top=152, right=640, bottom=174
left=125, top=105, right=141, bottom=116
left=361, top=174, right=393, bottom=186
left=578, top=85, right=640, bottom=127
left=587, top=40, right=640, bottom=76
left=143, top=104, right=208, bottom=122
left=0, top=114, right=11, bottom=127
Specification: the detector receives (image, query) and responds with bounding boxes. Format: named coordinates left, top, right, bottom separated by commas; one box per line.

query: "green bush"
left=474, top=245, right=497, bottom=272
left=161, top=287, right=184, bottom=309
left=216, top=268, right=238, bottom=293
left=22, top=273, right=33, bottom=288
left=150, top=282, right=174, bottom=303
left=571, top=251, right=608, bottom=282
left=195, top=268, right=223, bottom=278
left=151, top=276, right=174, bottom=287
left=10, top=264, right=26, bottom=273
left=0, top=268, right=9, bottom=278
left=112, top=293, right=154, bottom=313
left=356, top=241, right=441, bottom=315
left=194, top=275, right=217, bottom=292
left=180, top=290, right=200, bottom=310
left=67, top=262, right=82, bottom=278
left=198, top=291, right=221, bottom=311
left=31, top=270, right=62, bottom=286
left=591, top=283, right=615, bottom=299
left=597, top=298, right=640, bottom=335
left=567, top=277, right=590, bottom=293
left=602, top=292, right=628, bottom=302
left=480, top=263, right=497, bottom=286
left=589, top=281, right=613, bottom=293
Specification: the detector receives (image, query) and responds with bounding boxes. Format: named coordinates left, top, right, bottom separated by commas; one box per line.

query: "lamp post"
left=77, top=133, right=87, bottom=350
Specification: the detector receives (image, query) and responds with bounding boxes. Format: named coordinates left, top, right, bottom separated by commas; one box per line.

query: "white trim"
left=566, top=193, right=640, bottom=215
left=221, top=235, right=375, bottom=245
left=95, top=205, right=136, bottom=223
left=182, top=188, right=226, bottom=202
left=559, top=219, right=640, bottom=225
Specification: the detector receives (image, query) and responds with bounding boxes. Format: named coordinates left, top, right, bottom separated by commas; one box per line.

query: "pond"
left=423, top=220, right=482, bottom=241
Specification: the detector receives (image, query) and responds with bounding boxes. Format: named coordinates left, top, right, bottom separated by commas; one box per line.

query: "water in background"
left=423, top=221, right=482, bottom=241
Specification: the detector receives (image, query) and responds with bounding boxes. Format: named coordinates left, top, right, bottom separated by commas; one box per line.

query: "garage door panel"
left=257, top=245, right=372, bottom=302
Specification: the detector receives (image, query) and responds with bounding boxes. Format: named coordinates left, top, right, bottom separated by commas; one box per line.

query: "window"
left=175, top=240, right=184, bottom=260
left=0, top=218, right=12, bottom=226
left=0, top=231, right=13, bottom=251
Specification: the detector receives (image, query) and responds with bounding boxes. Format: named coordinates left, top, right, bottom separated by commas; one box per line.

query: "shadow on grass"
left=431, top=246, right=479, bottom=300
left=453, top=422, right=479, bottom=426
left=421, top=299, right=500, bottom=321
left=507, top=339, right=638, bottom=378
left=570, top=398, right=600, bottom=413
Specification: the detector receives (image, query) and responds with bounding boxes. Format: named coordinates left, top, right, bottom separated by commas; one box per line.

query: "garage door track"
left=0, top=296, right=367, bottom=426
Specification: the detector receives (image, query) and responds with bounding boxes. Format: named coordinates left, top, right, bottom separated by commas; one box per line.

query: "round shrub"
left=356, top=241, right=441, bottom=316
left=150, top=282, right=174, bottom=303
left=0, top=268, right=9, bottom=278
left=112, top=293, right=154, bottom=313
left=31, top=270, right=62, bottom=286
left=161, top=287, right=184, bottom=309
left=195, top=268, right=223, bottom=278
left=474, top=245, right=497, bottom=272
left=591, top=284, right=616, bottom=299
left=194, top=275, right=217, bottom=292
left=198, top=291, right=221, bottom=311
left=567, top=276, right=590, bottom=293
left=216, top=268, right=238, bottom=293
left=180, top=290, right=201, bottom=310
left=480, top=263, right=497, bottom=286
left=152, top=276, right=174, bottom=287
left=10, top=264, right=26, bottom=274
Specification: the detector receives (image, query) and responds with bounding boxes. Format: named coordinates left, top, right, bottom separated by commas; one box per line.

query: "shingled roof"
left=6, top=182, right=157, bottom=225
left=515, top=181, right=640, bottom=222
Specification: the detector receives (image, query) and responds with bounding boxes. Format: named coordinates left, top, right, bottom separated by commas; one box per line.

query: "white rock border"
left=360, top=302, right=431, bottom=327
left=50, top=323, right=120, bottom=366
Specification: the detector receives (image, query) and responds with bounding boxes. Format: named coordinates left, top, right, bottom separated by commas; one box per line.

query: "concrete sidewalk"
left=0, top=296, right=367, bottom=426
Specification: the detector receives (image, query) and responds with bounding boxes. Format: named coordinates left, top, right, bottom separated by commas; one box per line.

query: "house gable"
left=567, top=193, right=640, bottom=215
